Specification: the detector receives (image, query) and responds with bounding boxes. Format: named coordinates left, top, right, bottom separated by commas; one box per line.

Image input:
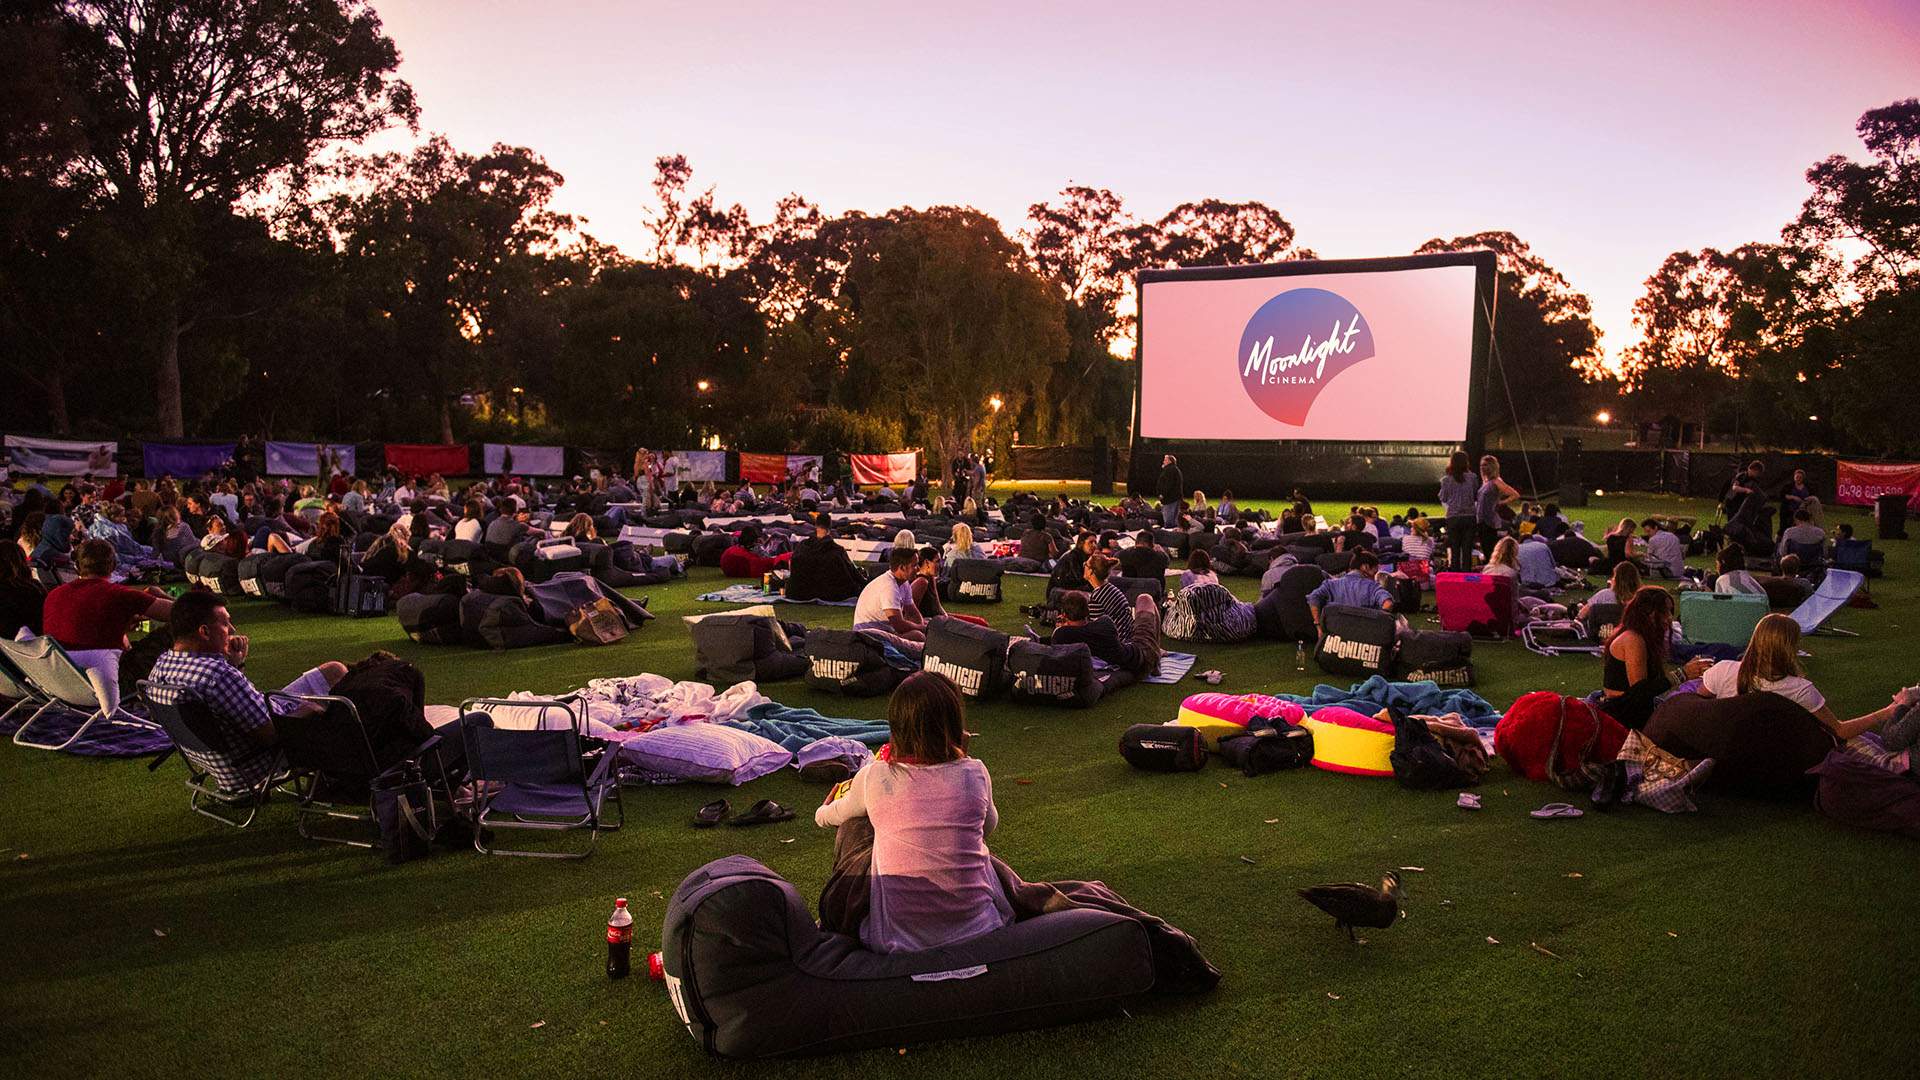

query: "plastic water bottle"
left=1295, top=642, right=1307, bottom=672
left=606, top=898, right=633, bottom=979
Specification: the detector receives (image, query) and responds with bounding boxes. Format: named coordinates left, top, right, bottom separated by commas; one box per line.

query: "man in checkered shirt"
left=145, top=591, right=347, bottom=793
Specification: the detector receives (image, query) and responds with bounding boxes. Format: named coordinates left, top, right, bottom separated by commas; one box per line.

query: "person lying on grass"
left=1694, top=613, right=1907, bottom=740
left=815, top=671, right=1012, bottom=953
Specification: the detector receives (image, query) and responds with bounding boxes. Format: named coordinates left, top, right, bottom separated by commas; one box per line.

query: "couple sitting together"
left=851, top=548, right=1160, bottom=675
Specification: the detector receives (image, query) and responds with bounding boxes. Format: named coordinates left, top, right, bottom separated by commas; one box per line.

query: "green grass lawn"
left=3, top=492, right=1915, bottom=1079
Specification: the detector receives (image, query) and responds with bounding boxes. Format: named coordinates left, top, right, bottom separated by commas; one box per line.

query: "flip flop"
left=797, top=760, right=854, bottom=785
left=1530, top=802, right=1584, bottom=819
left=1457, top=792, right=1482, bottom=810
left=727, top=799, right=797, bottom=827
left=692, top=799, right=730, bottom=827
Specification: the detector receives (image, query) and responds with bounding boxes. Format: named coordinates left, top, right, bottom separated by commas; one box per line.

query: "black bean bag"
left=922, top=617, right=1009, bottom=699
left=803, top=629, right=904, bottom=696
left=689, top=613, right=808, bottom=684
left=284, top=560, right=339, bottom=614
left=1255, top=564, right=1326, bottom=642
left=1115, top=575, right=1167, bottom=607
left=197, top=552, right=243, bottom=595
left=523, top=572, right=654, bottom=630
left=397, top=590, right=466, bottom=645
left=1007, top=640, right=1113, bottom=708
left=510, top=539, right=590, bottom=583
left=1314, top=604, right=1399, bottom=678
left=662, top=856, right=1155, bottom=1060
left=589, top=540, right=675, bottom=587
left=459, top=590, right=570, bottom=650
left=1643, top=691, right=1838, bottom=799
left=1315, top=550, right=1353, bottom=576
left=691, top=531, right=731, bottom=567
left=940, top=558, right=1004, bottom=604
left=435, top=538, right=486, bottom=577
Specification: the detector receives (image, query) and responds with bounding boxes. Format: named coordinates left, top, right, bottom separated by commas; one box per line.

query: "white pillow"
left=616, top=723, right=791, bottom=785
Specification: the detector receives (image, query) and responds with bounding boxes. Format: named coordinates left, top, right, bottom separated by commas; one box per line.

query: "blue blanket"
left=725, top=703, right=893, bottom=751
left=1273, top=675, right=1503, bottom=730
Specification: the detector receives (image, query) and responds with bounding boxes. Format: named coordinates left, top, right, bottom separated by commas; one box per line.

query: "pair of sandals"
left=693, top=798, right=795, bottom=828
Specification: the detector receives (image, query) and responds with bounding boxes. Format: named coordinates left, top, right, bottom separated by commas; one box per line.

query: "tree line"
left=2, top=2, right=1913, bottom=470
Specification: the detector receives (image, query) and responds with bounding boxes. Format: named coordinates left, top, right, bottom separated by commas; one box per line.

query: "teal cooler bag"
left=1679, top=591, right=1767, bottom=645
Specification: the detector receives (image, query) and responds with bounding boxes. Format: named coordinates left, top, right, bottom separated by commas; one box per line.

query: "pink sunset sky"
left=369, top=0, right=1920, bottom=366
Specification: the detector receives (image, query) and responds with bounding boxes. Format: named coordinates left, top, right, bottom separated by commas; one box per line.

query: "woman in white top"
left=944, top=521, right=986, bottom=562
left=1400, top=517, right=1435, bottom=561
left=1697, top=614, right=1903, bottom=740
left=1482, top=536, right=1520, bottom=579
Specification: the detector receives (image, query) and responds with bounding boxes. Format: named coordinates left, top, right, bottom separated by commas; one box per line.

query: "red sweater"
left=720, top=546, right=791, bottom=579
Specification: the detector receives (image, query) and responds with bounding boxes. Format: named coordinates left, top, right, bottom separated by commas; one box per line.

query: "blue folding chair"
left=1790, top=568, right=1864, bottom=638
left=458, top=697, right=622, bottom=859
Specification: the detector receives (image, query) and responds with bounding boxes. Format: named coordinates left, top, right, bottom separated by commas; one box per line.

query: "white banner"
left=265, top=441, right=357, bottom=476
left=483, top=443, right=566, bottom=476
left=4, top=435, right=118, bottom=477
left=672, top=450, right=728, bottom=483
left=786, top=455, right=822, bottom=483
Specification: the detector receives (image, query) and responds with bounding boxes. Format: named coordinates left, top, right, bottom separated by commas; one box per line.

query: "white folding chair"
left=1, top=636, right=159, bottom=751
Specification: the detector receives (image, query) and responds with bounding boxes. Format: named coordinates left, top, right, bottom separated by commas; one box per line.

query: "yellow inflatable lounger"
left=1298, top=706, right=1395, bottom=777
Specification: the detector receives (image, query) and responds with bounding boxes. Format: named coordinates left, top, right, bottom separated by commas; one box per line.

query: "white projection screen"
left=1136, top=252, right=1494, bottom=443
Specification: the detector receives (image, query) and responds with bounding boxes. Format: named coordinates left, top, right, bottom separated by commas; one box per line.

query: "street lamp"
left=696, top=379, right=712, bottom=393
left=989, top=395, right=1003, bottom=413
left=1594, top=410, right=1612, bottom=425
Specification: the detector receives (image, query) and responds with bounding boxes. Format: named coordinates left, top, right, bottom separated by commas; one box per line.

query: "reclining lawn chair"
left=0, top=648, right=51, bottom=728
left=3, top=635, right=158, bottom=751
left=273, top=693, right=461, bottom=849
left=137, top=678, right=284, bottom=829
left=1790, top=568, right=1864, bottom=638
left=1521, top=602, right=1621, bottom=657
left=457, top=697, right=622, bottom=859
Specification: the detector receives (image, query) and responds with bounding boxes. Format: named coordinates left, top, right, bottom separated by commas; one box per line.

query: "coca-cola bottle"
left=606, top=898, right=633, bottom=979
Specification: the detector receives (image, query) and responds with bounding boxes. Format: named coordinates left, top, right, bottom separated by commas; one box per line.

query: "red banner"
left=849, top=451, right=918, bottom=485
left=384, top=443, right=471, bottom=477
left=738, top=453, right=789, bottom=484
left=1835, top=460, right=1920, bottom=510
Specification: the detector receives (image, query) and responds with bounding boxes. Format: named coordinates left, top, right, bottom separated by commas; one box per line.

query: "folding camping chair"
left=137, top=678, right=284, bottom=829
left=2, top=636, right=158, bottom=751
left=457, top=697, right=622, bottom=859
left=1790, top=568, right=1864, bottom=638
left=273, top=693, right=399, bottom=848
left=1520, top=602, right=1621, bottom=657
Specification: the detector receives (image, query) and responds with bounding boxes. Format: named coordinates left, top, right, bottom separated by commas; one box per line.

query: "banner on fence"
left=4, top=435, right=118, bottom=477
left=142, top=442, right=236, bottom=477
left=482, top=443, right=565, bottom=476
left=786, top=454, right=821, bottom=483
left=1836, top=459, right=1920, bottom=510
left=738, top=453, right=788, bottom=484
left=673, top=450, right=728, bottom=483
left=265, top=441, right=357, bottom=476
left=850, top=451, right=917, bottom=485
left=384, top=443, right=470, bottom=477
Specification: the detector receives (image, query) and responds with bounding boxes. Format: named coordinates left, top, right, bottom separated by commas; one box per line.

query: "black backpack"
left=1389, top=710, right=1476, bottom=790
left=396, top=591, right=465, bottom=645
left=1216, top=724, right=1315, bottom=776
left=1314, top=604, right=1398, bottom=677
left=285, top=560, right=338, bottom=614
left=803, top=630, right=904, bottom=697
left=1005, top=639, right=1100, bottom=708
left=921, top=617, right=1010, bottom=699
left=940, top=558, right=1004, bottom=604
left=1118, top=724, right=1206, bottom=772
left=1384, top=575, right=1422, bottom=615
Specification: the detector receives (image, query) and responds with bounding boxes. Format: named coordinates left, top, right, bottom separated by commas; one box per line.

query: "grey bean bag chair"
left=689, top=613, right=808, bottom=684
left=588, top=540, right=675, bottom=588
left=458, top=590, right=569, bottom=650
left=397, top=590, right=466, bottom=645
left=524, top=571, right=654, bottom=630
left=661, top=856, right=1155, bottom=1059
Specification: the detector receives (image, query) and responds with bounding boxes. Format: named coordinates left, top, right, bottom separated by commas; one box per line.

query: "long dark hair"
left=887, top=671, right=968, bottom=765
left=1608, top=586, right=1673, bottom=667
left=1447, top=450, right=1472, bottom=481
left=0, top=543, right=32, bottom=589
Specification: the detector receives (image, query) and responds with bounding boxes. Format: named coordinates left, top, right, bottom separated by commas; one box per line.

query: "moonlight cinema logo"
left=1236, top=288, right=1376, bottom=426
